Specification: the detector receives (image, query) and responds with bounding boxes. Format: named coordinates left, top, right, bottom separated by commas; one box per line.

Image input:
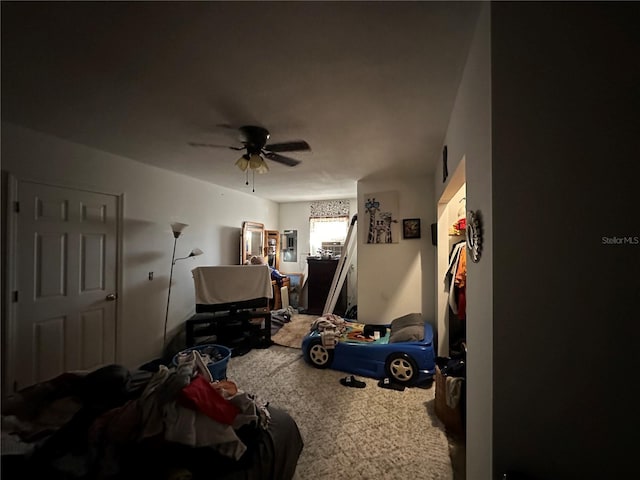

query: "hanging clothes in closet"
left=445, top=241, right=467, bottom=320
left=454, top=246, right=466, bottom=320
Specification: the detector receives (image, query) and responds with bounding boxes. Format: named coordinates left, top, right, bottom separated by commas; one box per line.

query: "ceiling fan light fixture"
left=249, top=153, right=269, bottom=174
left=191, top=125, right=309, bottom=192
left=235, top=153, right=250, bottom=172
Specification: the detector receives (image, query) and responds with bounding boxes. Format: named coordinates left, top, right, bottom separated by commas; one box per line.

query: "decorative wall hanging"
left=364, top=191, right=399, bottom=244
left=442, top=145, right=449, bottom=183
left=466, top=210, right=483, bottom=263
left=402, top=218, right=421, bottom=239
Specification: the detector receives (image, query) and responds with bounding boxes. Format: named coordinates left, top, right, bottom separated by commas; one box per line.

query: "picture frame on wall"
left=364, top=191, right=400, bottom=244
left=402, top=218, right=421, bottom=239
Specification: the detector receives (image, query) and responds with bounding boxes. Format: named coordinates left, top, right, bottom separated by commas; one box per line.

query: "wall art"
left=402, top=218, right=421, bottom=239
left=364, top=191, right=399, bottom=244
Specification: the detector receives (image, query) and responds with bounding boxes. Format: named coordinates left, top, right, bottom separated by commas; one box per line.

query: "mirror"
left=264, top=230, right=280, bottom=270
left=241, top=221, right=265, bottom=265
left=282, top=229, right=297, bottom=262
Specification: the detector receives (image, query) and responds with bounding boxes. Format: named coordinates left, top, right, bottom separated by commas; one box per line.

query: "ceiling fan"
left=188, top=125, right=311, bottom=172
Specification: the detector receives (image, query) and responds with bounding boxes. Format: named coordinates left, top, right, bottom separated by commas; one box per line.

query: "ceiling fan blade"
left=264, top=151, right=302, bottom=167
left=188, top=142, right=244, bottom=151
left=264, top=140, right=311, bottom=153
left=215, top=123, right=236, bottom=130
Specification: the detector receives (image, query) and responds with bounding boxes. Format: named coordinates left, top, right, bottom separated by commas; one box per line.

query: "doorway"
left=436, top=158, right=467, bottom=478
left=436, top=158, right=466, bottom=356
left=4, top=176, right=121, bottom=392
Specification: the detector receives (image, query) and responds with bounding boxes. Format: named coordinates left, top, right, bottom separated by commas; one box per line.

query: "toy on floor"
left=302, top=313, right=436, bottom=386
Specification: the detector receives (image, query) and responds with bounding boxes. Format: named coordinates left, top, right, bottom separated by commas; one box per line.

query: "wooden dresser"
left=306, top=258, right=347, bottom=316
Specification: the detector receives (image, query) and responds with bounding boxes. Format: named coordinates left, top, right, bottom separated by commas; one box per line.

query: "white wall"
left=358, top=175, right=435, bottom=326
left=435, top=4, right=492, bottom=478
left=1, top=122, right=278, bottom=369
left=490, top=3, right=638, bottom=477
left=278, top=202, right=314, bottom=273
left=439, top=2, right=639, bottom=477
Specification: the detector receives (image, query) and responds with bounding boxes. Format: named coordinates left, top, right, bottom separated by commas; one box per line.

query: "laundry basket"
left=172, top=344, right=232, bottom=381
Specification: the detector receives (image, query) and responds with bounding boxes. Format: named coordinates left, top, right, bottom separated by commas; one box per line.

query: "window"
left=309, top=216, right=349, bottom=257
left=309, top=200, right=350, bottom=257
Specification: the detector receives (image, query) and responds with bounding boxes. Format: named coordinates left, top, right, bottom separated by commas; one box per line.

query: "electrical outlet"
left=148, top=272, right=154, bottom=280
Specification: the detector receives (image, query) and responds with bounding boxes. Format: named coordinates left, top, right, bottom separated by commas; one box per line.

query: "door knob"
left=106, top=293, right=117, bottom=301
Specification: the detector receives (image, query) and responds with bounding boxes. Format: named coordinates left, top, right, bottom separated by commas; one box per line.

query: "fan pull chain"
left=245, top=169, right=249, bottom=186
left=252, top=170, right=256, bottom=193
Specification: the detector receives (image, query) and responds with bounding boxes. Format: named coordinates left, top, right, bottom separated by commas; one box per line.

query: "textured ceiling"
left=1, top=1, right=480, bottom=202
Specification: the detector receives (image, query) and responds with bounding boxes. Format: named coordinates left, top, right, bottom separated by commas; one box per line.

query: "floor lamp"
left=164, top=222, right=203, bottom=349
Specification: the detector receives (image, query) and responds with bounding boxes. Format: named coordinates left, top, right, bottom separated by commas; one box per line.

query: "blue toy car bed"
left=301, top=313, right=436, bottom=385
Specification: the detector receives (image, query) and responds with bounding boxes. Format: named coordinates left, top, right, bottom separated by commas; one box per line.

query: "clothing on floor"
left=445, top=376, right=464, bottom=409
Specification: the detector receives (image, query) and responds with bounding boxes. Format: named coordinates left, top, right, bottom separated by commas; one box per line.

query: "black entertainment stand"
left=186, top=298, right=272, bottom=351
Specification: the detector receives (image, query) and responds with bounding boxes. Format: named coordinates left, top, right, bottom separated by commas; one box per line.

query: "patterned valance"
left=310, top=200, right=350, bottom=218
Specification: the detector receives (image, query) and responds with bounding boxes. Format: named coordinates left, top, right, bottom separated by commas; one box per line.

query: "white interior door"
left=7, top=178, right=119, bottom=391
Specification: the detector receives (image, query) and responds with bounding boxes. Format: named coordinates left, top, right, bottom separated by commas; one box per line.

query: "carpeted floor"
left=226, top=345, right=454, bottom=480
left=271, top=313, right=317, bottom=348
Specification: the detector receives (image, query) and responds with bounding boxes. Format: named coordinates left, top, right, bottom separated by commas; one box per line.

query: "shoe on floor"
left=340, top=375, right=366, bottom=388
left=377, top=378, right=405, bottom=391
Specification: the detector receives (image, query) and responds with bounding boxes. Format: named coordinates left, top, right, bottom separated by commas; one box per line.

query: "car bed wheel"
left=385, top=353, right=418, bottom=384
left=307, top=339, right=334, bottom=369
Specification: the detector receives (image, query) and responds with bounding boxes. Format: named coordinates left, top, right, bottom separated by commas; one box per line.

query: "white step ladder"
left=323, top=214, right=357, bottom=315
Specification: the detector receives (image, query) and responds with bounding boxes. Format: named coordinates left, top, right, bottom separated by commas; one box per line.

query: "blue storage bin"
left=172, top=344, right=231, bottom=381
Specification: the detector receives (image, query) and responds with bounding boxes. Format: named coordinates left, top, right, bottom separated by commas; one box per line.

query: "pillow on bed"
left=389, top=324, right=425, bottom=343
left=390, top=313, right=424, bottom=332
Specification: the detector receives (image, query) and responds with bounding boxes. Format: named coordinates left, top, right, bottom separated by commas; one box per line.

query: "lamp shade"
left=236, top=153, right=269, bottom=174
left=235, top=154, right=250, bottom=172
left=173, top=247, right=204, bottom=264
left=170, top=222, right=189, bottom=238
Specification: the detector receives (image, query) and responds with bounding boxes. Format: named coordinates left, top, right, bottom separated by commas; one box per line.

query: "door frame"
left=435, top=157, right=466, bottom=358
left=2, top=174, right=124, bottom=394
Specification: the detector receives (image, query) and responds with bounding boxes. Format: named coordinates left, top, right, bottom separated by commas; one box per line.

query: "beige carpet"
left=271, top=313, right=318, bottom=348
left=227, top=345, right=453, bottom=480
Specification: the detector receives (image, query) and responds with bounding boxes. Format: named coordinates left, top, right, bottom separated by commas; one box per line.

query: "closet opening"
left=437, top=158, right=467, bottom=356
left=435, top=156, right=467, bottom=475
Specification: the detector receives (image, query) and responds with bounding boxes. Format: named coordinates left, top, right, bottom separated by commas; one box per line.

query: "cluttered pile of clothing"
left=2, top=359, right=302, bottom=479
left=310, top=313, right=347, bottom=348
